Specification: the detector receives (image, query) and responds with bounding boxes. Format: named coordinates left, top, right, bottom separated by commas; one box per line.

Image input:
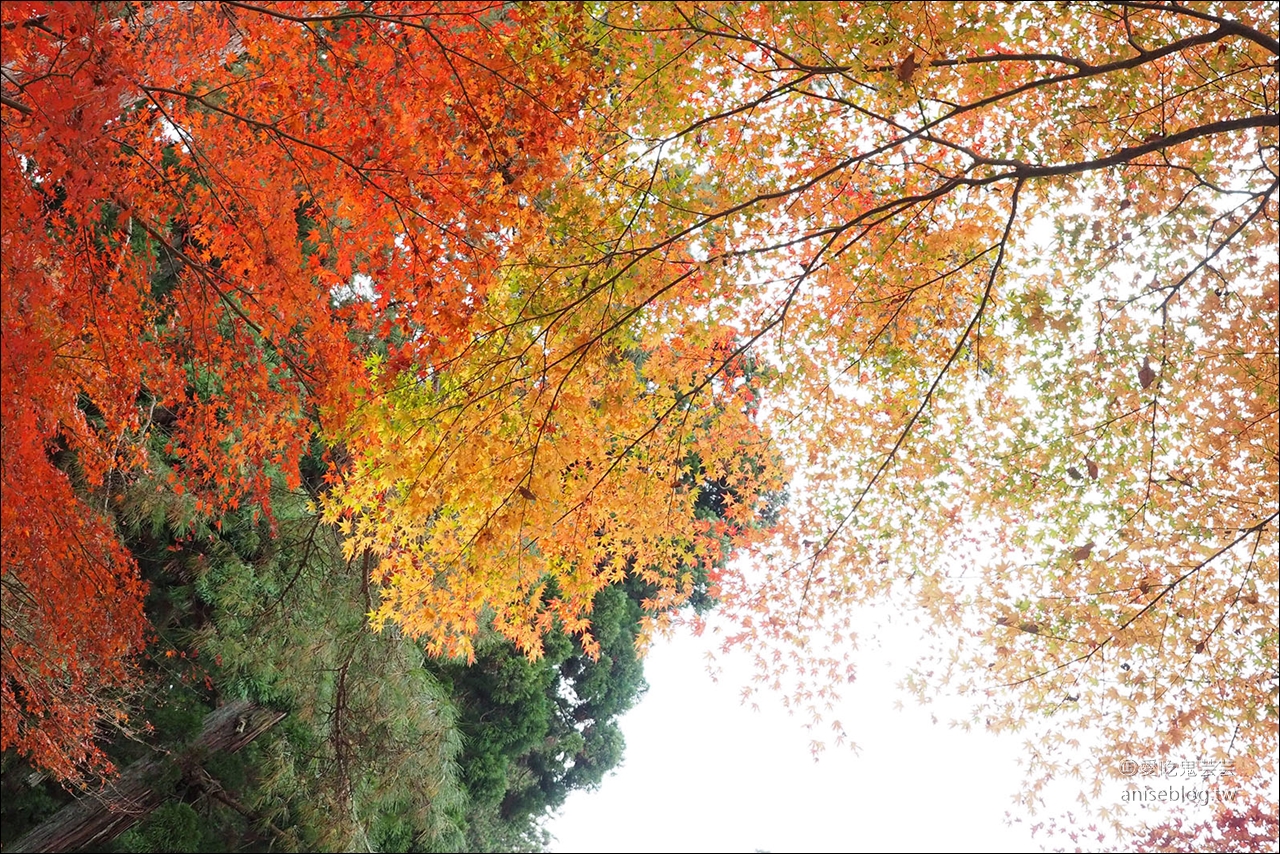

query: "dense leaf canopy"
left=2, top=1, right=1276, bottom=843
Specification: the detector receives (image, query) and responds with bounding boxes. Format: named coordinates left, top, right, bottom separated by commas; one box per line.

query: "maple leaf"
left=1138, top=357, right=1157, bottom=390
left=896, top=50, right=919, bottom=84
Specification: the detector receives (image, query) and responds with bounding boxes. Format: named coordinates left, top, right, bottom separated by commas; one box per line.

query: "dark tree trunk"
left=8, top=700, right=286, bottom=853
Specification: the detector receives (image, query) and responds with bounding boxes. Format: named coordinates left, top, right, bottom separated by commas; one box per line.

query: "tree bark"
left=8, top=700, right=286, bottom=854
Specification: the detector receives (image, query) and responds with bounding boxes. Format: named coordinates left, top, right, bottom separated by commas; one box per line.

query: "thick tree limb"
left=8, top=700, right=286, bottom=854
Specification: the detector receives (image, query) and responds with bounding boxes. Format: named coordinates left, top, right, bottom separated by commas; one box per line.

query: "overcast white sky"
left=546, top=619, right=1046, bottom=853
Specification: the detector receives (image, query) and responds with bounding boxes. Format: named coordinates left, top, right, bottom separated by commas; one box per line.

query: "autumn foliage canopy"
left=2, top=0, right=596, bottom=778
left=2, top=0, right=1276, bottom=837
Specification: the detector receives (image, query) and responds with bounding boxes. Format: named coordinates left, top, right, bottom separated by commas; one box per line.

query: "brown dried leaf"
left=896, top=51, right=918, bottom=84
left=1138, top=357, right=1156, bottom=389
